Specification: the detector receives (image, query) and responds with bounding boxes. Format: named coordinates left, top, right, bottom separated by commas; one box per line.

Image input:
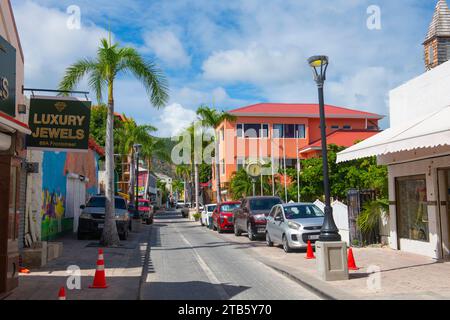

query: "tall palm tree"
left=59, top=37, right=168, bottom=246
left=196, top=106, right=236, bottom=203
left=176, top=164, right=191, bottom=204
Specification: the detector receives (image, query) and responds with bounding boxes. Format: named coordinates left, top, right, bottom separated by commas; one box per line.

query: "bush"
left=193, top=213, right=201, bottom=221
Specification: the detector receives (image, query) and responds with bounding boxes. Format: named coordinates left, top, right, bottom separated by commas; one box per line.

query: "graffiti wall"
left=40, top=149, right=100, bottom=240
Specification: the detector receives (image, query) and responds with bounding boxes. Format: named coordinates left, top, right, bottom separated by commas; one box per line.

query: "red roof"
left=300, top=130, right=380, bottom=153
left=230, top=103, right=383, bottom=119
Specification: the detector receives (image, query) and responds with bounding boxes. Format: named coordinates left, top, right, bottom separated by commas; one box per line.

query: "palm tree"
left=196, top=106, right=237, bottom=203
left=176, top=164, right=191, bottom=204
left=59, top=37, right=169, bottom=246
left=115, top=120, right=158, bottom=204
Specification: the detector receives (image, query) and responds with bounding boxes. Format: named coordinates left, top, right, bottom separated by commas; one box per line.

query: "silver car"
left=265, top=203, right=325, bottom=253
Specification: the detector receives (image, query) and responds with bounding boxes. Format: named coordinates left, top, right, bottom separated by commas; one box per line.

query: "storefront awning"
left=0, top=111, right=31, bottom=134
left=337, top=105, right=450, bottom=163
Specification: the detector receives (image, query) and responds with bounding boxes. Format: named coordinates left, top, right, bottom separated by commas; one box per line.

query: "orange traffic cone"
left=305, top=241, right=316, bottom=259
left=58, top=287, right=66, bottom=300
left=89, top=249, right=108, bottom=289
left=348, top=247, right=359, bottom=270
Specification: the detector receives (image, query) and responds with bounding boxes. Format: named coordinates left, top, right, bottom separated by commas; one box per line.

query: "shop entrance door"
left=438, top=169, right=450, bottom=260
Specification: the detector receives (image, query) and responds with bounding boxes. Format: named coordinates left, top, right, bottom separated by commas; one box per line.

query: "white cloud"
left=14, top=1, right=109, bottom=89
left=158, top=103, right=197, bottom=137
left=202, top=44, right=304, bottom=84
left=143, top=30, right=191, bottom=67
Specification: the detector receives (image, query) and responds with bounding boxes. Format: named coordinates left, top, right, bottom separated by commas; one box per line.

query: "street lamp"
left=308, top=55, right=341, bottom=242
left=133, top=144, right=142, bottom=219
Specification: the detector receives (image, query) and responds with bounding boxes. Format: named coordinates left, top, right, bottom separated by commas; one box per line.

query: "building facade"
left=338, top=0, right=450, bottom=260
left=212, top=103, right=383, bottom=199
left=0, top=0, right=30, bottom=298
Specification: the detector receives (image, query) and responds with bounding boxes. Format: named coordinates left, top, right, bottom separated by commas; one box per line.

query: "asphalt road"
left=140, top=210, right=319, bottom=300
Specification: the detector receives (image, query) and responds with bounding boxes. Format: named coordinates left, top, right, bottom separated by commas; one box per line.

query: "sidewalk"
left=6, top=226, right=151, bottom=300
left=250, top=244, right=450, bottom=300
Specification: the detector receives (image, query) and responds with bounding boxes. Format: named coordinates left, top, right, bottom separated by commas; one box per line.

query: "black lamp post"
left=133, top=144, right=142, bottom=219
left=307, top=55, right=341, bottom=242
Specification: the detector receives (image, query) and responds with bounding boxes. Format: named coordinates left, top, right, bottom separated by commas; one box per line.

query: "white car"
left=201, top=204, right=217, bottom=227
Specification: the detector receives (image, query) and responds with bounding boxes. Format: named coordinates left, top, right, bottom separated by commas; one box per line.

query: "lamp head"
left=307, top=55, right=329, bottom=86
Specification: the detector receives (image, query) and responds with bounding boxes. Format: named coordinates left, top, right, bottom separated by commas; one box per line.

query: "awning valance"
left=337, top=106, right=450, bottom=163
left=0, top=111, right=31, bottom=134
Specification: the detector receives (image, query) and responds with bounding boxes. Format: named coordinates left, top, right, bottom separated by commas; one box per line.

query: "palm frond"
left=58, top=58, right=98, bottom=94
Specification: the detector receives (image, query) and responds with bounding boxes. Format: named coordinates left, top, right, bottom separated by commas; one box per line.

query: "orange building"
left=212, top=103, right=383, bottom=199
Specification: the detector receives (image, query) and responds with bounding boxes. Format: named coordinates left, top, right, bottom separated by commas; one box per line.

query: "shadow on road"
left=142, top=281, right=250, bottom=300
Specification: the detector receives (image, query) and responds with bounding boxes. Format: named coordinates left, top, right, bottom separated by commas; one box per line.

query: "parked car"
left=233, top=196, right=282, bottom=240
left=201, top=204, right=217, bottom=227
left=78, top=195, right=131, bottom=240
left=266, top=203, right=324, bottom=253
left=176, top=201, right=186, bottom=209
left=138, top=199, right=154, bottom=225
left=212, top=201, right=241, bottom=233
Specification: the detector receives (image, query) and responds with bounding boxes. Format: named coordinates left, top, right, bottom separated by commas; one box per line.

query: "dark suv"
left=233, top=196, right=283, bottom=241
left=78, top=196, right=131, bottom=240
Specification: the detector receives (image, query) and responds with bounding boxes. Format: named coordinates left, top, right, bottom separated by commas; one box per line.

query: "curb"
left=260, top=259, right=356, bottom=300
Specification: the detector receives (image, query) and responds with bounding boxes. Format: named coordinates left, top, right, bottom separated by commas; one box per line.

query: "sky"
left=11, top=0, right=438, bottom=137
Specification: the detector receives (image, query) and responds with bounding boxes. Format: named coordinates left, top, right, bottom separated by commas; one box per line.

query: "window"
left=220, top=128, right=225, bottom=141
left=273, top=124, right=306, bottom=138
left=237, top=124, right=270, bottom=138
left=368, top=126, right=376, bottom=130
left=429, top=45, right=434, bottom=65
left=221, top=160, right=225, bottom=175
left=396, top=175, right=429, bottom=242
left=249, top=197, right=282, bottom=211
left=343, top=125, right=352, bottom=130
left=284, top=205, right=325, bottom=219
left=331, top=125, right=340, bottom=130
left=237, top=158, right=245, bottom=172
left=285, top=159, right=298, bottom=169
left=237, top=124, right=243, bottom=137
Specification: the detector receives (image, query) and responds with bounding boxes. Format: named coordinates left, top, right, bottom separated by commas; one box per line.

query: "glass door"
left=437, top=169, right=450, bottom=260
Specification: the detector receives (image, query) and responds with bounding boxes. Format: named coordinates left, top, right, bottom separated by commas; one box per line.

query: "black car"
left=233, top=196, right=283, bottom=241
left=78, top=196, right=131, bottom=240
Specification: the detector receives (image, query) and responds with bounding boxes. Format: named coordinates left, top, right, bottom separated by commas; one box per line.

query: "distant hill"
left=151, top=137, right=178, bottom=178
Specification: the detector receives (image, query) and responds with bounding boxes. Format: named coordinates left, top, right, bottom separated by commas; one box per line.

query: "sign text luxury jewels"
left=27, top=96, right=91, bottom=152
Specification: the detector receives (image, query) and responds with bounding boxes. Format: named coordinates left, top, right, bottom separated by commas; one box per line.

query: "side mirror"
left=275, top=215, right=283, bottom=222
left=80, top=205, right=86, bottom=210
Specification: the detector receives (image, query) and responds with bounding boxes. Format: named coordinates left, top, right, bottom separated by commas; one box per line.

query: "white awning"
left=337, top=105, right=450, bottom=163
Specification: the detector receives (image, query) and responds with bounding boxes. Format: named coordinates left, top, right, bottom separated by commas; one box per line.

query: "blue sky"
left=11, top=0, right=438, bottom=137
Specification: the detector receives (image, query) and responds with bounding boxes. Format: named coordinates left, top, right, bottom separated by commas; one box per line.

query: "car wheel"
left=234, top=223, right=242, bottom=236
left=282, top=235, right=292, bottom=253
left=120, top=230, right=128, bottom=241
left=77, top=232, right=86, bottom=240
left=146, top=219, right=151, bottom=225
left=266, top=232, right=273, bottom=247
left=248, top=222, right=255, bottom=241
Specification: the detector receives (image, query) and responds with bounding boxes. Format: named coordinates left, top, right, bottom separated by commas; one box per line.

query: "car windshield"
left=220, top=204, right=240, bottom=212
left=207, top=205, right=217, bottom=212
left=250, top=198, right=282, bottom=211
left=139, top=201, right=150, bottom=207
left=87, top=197, right=127, bottom=210
left=284, top=205, right=325, bottom=219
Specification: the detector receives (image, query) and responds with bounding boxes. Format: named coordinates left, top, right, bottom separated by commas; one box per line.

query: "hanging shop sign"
left=0, top=35, right=16, bottom=117
left=27, top=96, right=91, bottom=152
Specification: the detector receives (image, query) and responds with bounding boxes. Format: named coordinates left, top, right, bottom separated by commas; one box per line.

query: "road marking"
left=176, top=228, right=230, bottom=300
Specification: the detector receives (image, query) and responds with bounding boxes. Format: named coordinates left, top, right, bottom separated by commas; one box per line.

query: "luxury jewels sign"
left=27, top=97, right=91, bottom=152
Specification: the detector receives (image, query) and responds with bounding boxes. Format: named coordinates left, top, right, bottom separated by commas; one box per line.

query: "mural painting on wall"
left=41, top=189, right=65, bottom=237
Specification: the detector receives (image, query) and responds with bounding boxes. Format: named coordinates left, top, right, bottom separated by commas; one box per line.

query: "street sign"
left=27, top=96, right=91, bottom=152
left=0, top=35, right=16, bottom=117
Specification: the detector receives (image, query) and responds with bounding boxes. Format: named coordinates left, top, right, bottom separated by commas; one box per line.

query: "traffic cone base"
left=305, top=240, right=316, bottom=259
left=58, top=287, right=66, bottom=300
left=348, top=248, right=359, bottom=270
left=90, top=249, right=109, bottom=289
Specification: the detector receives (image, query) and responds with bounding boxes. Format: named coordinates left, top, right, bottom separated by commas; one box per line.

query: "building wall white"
left=390, top=60, right=450, bottom=127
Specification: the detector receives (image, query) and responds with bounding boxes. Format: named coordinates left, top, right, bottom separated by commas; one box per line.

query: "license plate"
left=257, top=228, right=266, bottom=233
left=98, top=223, right=104, bottom=229
left=308, top=234, right=320, bottom=240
